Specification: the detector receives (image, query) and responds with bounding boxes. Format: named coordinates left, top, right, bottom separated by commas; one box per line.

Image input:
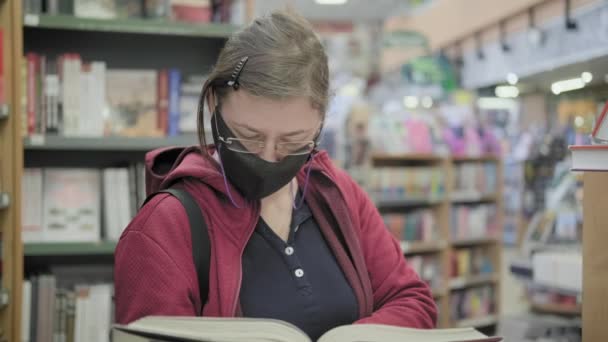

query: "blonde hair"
left=197, top=10, right=329, bottom=148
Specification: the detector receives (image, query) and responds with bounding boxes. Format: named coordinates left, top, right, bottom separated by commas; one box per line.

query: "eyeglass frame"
left=212, top=105, right=322, bottom=156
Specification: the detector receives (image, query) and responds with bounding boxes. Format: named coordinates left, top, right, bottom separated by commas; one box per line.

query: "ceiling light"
left=551, top=77, right=585, bottom=95
left=581, top=72, right=593, bottom=83
left=403, top=96, right=419, bottom=109
left=495, top=85, right=519, bottom=98
left=575, top=116, right=585, bottom=127
left=315, top=0, right=348, bottom=4
left=421, top=96, right=433, bottom=109
left=507, top=73, right=519, bottom=85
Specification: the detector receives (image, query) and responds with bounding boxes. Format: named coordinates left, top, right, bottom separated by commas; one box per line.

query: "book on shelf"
left=22, top=274, right=113, bottom=342
left=113, top=316, right=502, bottom=342
left=569, top=145, right=608, bottom=171
left=368, top=167, right=444, bottom=202
left=171, top=0, right=212, bottom=23
left=450, top=285, right=496, bottom=325
left=21, top=53, right=208, bottom=138
left=450, top=247, right=494, bottom=280
left=23, top=166, right=145, bottom=244
left=532, top=251, right=581, bottom=293
left=407, top=255, right=442, bottom=291
left=452, top=162, right=497, bottom=198
left=383, top=210, right=438, bottom=243
left=450, top=205, right=498, bottom=241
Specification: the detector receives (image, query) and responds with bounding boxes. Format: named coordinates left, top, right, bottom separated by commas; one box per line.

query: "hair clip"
left=226, top=56, right=249, bottom=90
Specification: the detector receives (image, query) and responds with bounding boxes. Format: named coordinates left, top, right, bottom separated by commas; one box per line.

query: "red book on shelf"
left=591, top=101, right=608, bottom=141
left=158, top=69, right=169, bottom=134
left=570, top=145, right=608, bottom=171
left=26, top=53, right=39, bottom=135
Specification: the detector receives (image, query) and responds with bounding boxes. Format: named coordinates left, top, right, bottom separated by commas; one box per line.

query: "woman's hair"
left=197, top=9, right=329, bottom=150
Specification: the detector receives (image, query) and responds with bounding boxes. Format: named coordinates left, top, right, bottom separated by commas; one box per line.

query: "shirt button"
left=285, top=246, right=294, bottom=255
left=294, top=269, right=304, bottom=278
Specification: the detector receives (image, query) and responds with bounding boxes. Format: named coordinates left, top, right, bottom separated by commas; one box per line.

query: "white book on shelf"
left=90, top=284, right=113, bottom=342
left=21, top=280, right=32, bottom=342
left=22, top=168, right=44, bottom=243
left=102, top=169, right=117, bottom=241
left=74, top=285, right=88, bottom=342
left=63, top=57, right=82, bottom=136
left=42, top=169, right=101, bottom=243
left=79, top=61, right=105, bottom=136
left=117, top=168, right=132, bottom=240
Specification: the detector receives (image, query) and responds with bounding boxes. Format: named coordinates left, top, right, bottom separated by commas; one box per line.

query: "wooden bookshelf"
left=582, top=172, right=608, bottom=341
left=6, top=1, right=258, bottom=340
left=0, top=0, right=24, bottom=341
left=371, top=154, right=503, bottom=329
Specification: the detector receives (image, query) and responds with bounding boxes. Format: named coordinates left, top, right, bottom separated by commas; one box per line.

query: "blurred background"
left=2, top=0, right=605, bottom=341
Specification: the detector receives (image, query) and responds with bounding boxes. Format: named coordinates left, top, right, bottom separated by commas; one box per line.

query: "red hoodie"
left=114, top=147, right=437, bottom=328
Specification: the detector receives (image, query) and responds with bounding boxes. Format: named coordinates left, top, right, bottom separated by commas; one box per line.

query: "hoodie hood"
left=145, top=145, right=336, bottom=200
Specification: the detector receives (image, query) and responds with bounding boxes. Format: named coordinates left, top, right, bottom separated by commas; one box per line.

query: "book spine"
left=158, top=69, right=169, bottom=135
left=30, top=276, right=38, bottom=342
left=167, top=69, right=181, bottom=136
left=26, top=53, right=37, bottom=135
left=38, top=55, right=47, bottom=135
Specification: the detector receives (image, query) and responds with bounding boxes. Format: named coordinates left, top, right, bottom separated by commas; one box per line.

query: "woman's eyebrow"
left=232, top=121, right=312, bottom=138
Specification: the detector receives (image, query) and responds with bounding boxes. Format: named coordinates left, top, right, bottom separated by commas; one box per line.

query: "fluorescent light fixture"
left=551, top=77, right=585, bottom=95
left=495, top=85, right=519, bottom=98
left=421, top=96, right=433, bottom=109
left=507, top=73, right=519, bottom=85
left=581, top=72, right=593, bottom=83
left=575, top=116, right=585, bottom=128
left=315, top=0, right=348, bottom=4
left=403, top=96, right=419, bottom=109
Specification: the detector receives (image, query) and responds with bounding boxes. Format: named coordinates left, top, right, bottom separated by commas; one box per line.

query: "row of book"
left=383, top=210, right=438, bottom=243
left=452, top=163, right=498, bottom=198
left=22, top=167, right=143, bottom=243
left=24, top=0, right=247, bottom=25
left=408, top=255, right=442, bottom=292
left=368, top=167, right=445, bottom=201
left=450, top=247, right=495, bottom=279
left=450, top=285, right=496, bottom=323
left=22, top=52, right=210, bottom=138
left=22, top=273, right=113, bottom=342
left=450, top=205, right=499, bottom=241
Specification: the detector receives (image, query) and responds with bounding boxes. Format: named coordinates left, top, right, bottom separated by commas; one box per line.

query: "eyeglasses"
left=214, top=110, right=319, bottom=156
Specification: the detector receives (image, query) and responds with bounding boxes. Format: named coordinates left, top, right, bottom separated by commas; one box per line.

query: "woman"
left=114, top=10, right=437, bottom=340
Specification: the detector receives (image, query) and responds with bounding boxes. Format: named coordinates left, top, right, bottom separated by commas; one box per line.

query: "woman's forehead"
left=221, top=90, right=321, bottom=133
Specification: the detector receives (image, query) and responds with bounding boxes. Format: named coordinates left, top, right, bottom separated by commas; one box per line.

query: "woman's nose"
left=259, top=139, right=279, bottom=163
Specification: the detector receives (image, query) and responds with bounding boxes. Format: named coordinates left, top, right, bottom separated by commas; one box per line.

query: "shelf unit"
left=5, top=1, right=258, bottom=340
left=371, top=154, right=503, bottom=329
left=0, top=0, right=24, bottom=341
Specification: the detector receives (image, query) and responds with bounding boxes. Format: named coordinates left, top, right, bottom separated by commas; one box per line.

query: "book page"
left=318, top=324, right=501, bottom=342
left=115, top=316, right=311, bottom=342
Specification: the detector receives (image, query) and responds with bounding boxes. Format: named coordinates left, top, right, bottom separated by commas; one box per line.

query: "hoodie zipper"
left=231, top=203, right=261, bottom=316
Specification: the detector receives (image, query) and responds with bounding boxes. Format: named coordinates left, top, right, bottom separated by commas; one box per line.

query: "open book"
left=113, top=316, right=502, bottom=342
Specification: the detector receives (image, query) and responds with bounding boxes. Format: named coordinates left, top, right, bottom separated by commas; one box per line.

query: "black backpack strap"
left=144, top=188, right=210, bottom=315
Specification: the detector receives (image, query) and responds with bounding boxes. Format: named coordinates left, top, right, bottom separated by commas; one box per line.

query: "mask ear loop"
left=213, top=110, right=242, bottom=209
left=291, top=151, right=316, bottom=210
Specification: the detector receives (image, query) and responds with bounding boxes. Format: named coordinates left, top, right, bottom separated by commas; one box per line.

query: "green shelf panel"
left=24, top=135, right=198, bottom=152
left=24, top=241, right=117, bottom=256
left=24, top=14, right=238, bottom=39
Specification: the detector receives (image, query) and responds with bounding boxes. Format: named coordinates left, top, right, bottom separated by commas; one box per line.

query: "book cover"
left=107, top=69, right=162, bottom=137
left=42, top=169, right=101, bottom=243
left=591, top=101, right=608, bottom=141
left=22, top=168, right=44, bottom=243
left=167, top=69, right=181, bottom=136
left=171, top=0, right=212, bottom=23
left=179, top=74, right=206, bottom=133
left=157, top=69, right=169, bottom=134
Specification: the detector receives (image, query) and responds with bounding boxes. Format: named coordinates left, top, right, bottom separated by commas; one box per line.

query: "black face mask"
left=211, top=110, right=312, bottom=200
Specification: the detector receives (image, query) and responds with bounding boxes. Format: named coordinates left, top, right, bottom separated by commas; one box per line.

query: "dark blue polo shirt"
left=240, top=195, right=359, bottom=340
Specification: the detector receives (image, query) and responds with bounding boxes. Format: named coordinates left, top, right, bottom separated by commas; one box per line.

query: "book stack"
left=452, top=162, right=497, bottom=198
left=450, top=285, right=496, bottom=323
left=368, top=167, right=444, bottom=202
left=383, top=210, right=437, bottom=243
left=450, top=205, right=499, bottom=240
left=450, top=247, right=495, bottom=279
left=21, top=53, right=210, bottom=138
left=22, top=273, right=113, bottom=342
left=22, top=166, right=145, bottom=243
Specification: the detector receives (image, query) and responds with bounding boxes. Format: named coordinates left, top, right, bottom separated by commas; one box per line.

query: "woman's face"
left=220, top=90, right=322, bottom=162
